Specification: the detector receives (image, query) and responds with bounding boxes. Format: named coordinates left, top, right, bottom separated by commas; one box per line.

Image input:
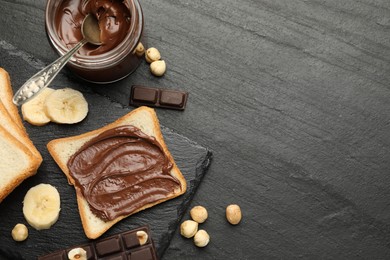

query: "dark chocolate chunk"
left=38, top=226, right=157, bottom=260
left=38, top=251, right=66, bottom=260
left=105, top=253, right=126, bottom=260
left=123, top=232, right=141, bottom=249
left=130, top=85, right=188, bottom=110
left=160, top=90, right=185, bottom=107
left=132, top=87, right=158, bottom=104
left=131, top=246, right=154, bottom=260
left=96, top=236, right=122, bottom=256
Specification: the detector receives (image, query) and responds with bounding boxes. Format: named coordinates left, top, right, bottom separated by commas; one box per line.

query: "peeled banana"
left=21, top=87, right=88, bottom=125
left=21, top=87, right=55, bottom=126
left=23, top=183, right=61, bottom=230
left=44, top=88, right=89, bottom=124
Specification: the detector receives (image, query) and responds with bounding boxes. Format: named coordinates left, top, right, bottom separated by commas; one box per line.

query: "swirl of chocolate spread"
left=55, top=0, right=131, bottom=55
left=67, top=125, right=181, bottom=221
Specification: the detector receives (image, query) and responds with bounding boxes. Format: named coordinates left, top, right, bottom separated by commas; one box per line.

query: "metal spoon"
left=13, top=14, right=101, bottom=106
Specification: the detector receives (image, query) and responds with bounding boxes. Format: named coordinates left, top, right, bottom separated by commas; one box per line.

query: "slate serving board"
left=0, top=40, right=212, bottom=260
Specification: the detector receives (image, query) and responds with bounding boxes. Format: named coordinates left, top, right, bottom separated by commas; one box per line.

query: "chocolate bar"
left=130, top=85, right=188, bottom=110
left=38, top=226, right=157, bottom=260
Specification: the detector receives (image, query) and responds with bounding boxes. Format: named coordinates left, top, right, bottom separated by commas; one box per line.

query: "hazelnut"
left=135, top=42, right=145, bottom=57
left=150, top=60, right=166, bottom=77
left=68, top=247, right=87, bottom=260
left=136, top=230, right=148, bottom=246
left=180, top=220, right=198, bottom=238
left=226, top=204, right=242, bottom=225
left=193, top=230, right=210, bottom=247
left=145, top=47, right=161, bottom=63
left=11, top=223, right=28, bottom=242
left=190, top=206, right=208, bottom=223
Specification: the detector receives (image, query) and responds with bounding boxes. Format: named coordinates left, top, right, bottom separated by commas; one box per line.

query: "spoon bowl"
left=81, top=14, right=101, bottom=46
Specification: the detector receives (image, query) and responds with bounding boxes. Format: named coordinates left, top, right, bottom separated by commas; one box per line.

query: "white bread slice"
left=0, top=68, right=42, bottom=202
left=0, top=125, right=39, bottom=202
left=47, top=106, right=187, bottom=239
left=0, top=68, right=25, bottom=129
left=0, top=70, right=42, bottom=163
left=0, top=100, right=42, bottom=160
left=0, top=68, right=40, bottom=155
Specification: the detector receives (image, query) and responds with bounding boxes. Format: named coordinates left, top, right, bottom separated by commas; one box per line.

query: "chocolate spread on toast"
left=67, top=125, right=181, bottom=221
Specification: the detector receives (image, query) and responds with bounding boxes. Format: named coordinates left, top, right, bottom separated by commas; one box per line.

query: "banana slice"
left=21, top=87, right=55, bottom=126
left=23, top=183, right=61, bottom=230
left=44, top=88, right=88, bottom=124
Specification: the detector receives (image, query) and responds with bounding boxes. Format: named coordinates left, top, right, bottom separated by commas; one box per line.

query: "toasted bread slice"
left=47, top=106, right=187, bottom=239
left=0, top=124, right=39, bottom=202
left=0, top=68, right=25, bottom=129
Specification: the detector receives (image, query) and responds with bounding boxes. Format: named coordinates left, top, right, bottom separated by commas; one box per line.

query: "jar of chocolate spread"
left=45, top=0, right=144, bottom=83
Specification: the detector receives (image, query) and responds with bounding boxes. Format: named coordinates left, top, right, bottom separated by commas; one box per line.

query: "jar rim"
left=45, top=0, right=144, bottom=69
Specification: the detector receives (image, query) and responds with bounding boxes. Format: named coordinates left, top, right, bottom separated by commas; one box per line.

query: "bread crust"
left=0, top=68, right=25, bottom=129
left=0, top=68, right=42, bottom=161
left=0, top=99, right=42, bottom=161
left=47, top=106, right=187, bottom=239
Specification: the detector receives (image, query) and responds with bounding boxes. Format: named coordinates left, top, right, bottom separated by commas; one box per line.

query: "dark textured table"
left=1, top=0, right=390, bottom=259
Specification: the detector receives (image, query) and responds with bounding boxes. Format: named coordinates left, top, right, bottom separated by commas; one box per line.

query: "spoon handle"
left=13, top=39, right=87, bottom=106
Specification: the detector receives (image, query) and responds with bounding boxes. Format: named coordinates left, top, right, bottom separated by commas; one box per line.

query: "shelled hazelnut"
left=193, top=230, right=210, bottom=247
left=190, top=205, right=208, bottom=223
left=136, top=230, right=148, bottom=246
left=145, top=47, right=161, bottom=63
left=180, top=220, right=198, bottom=238
left=11, top=223, right=28, bottom=242
left=135, top=42, right=145, bottom=57
left=150, top=60, right=166, bottom=76
left=226, top=204, right=242, bottom=225
left=68, top=248, right=87, bottom=260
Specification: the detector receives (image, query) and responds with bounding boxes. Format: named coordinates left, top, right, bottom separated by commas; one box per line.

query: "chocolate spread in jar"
left=67, top=125, right=181, bottom=221
left=55, top=0, right=131, bottom=55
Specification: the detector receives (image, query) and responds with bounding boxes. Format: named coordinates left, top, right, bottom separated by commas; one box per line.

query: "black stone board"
left=0, top=40, right=212, bottom=260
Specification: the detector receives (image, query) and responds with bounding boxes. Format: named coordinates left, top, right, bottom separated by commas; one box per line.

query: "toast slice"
left=0, top=68, right=42, bottom=163
left=0, top=68, right=25, bottom=129
left=0, top=124, right=39, bottom=202
left=47, top=106, right=187, bottom=239
left=0, top=69, right=42, bottom=202
left=0, top=100, right=42, bottom=160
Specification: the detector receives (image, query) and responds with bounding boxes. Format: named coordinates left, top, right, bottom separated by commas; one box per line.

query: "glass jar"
left=45, top=0, right=144, bottom=83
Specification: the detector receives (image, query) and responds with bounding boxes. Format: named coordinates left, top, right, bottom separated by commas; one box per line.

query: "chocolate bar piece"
left=130, top=85, right=188, bottom=110
left=38, top=226, right=157, bottom=260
